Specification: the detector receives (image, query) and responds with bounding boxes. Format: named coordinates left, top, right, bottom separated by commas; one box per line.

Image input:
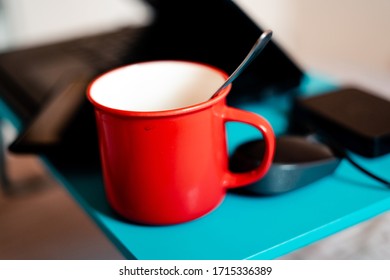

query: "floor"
left=0, top=149, right=124, bottom=260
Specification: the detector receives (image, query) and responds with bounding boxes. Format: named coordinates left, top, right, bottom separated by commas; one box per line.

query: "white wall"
left=235, top=0, right=390, bottom=97
left=0, top=0, right=152, bottom=48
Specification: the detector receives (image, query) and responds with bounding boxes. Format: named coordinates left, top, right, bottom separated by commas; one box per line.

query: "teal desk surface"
left=1, top=74, right=390, bottom=259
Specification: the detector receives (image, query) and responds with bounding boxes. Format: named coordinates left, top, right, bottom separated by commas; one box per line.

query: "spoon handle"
left=211, top=30, right=273, bottom=99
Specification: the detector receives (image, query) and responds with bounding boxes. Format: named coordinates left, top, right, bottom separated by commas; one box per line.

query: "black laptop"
left=0, top=0, right=303, bottom=168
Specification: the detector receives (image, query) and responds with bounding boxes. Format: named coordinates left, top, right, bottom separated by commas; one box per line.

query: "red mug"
left=87, top=60, right=275, bottom=225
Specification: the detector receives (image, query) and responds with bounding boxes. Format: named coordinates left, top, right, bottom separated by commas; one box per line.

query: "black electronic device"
left=289, top=87, right=390, bottom=158
left=0, top=0, right=303, bottom=167
left=230, top=133, right=390, bottom=196
left=230, top=135, right=341, bottom=195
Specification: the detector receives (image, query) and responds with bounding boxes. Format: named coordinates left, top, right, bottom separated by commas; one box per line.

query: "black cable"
left=343, top=152, right=390, bottom=188
left=311, top=133, right=390, bottom=188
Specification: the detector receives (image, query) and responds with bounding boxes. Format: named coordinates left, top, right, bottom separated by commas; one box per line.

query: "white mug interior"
left=89, top=61, right=227, bottom=112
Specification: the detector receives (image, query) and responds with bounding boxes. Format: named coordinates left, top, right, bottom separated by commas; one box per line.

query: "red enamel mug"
left=87, top=60, right=275, bottom=225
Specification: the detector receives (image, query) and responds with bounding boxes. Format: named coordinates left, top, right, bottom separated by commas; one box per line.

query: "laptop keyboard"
left=0, top=26, right=145, bottom=121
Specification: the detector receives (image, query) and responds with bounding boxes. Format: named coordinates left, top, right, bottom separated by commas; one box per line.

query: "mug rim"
left=87, top=60, right=231, bottom=117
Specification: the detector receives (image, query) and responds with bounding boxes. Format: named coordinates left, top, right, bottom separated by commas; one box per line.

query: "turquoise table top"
left=2, top=74, right=390, bottom=259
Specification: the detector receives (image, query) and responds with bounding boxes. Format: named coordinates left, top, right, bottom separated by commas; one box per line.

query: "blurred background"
left=0, top=0, right=389, bottom=259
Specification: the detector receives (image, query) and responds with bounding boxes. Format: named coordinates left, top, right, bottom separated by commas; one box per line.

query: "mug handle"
left=222, top=107, right=275, bottom=188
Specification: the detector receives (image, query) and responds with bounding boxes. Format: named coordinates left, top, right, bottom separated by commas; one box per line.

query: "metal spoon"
left=210, top=29, right=273, bottom=99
